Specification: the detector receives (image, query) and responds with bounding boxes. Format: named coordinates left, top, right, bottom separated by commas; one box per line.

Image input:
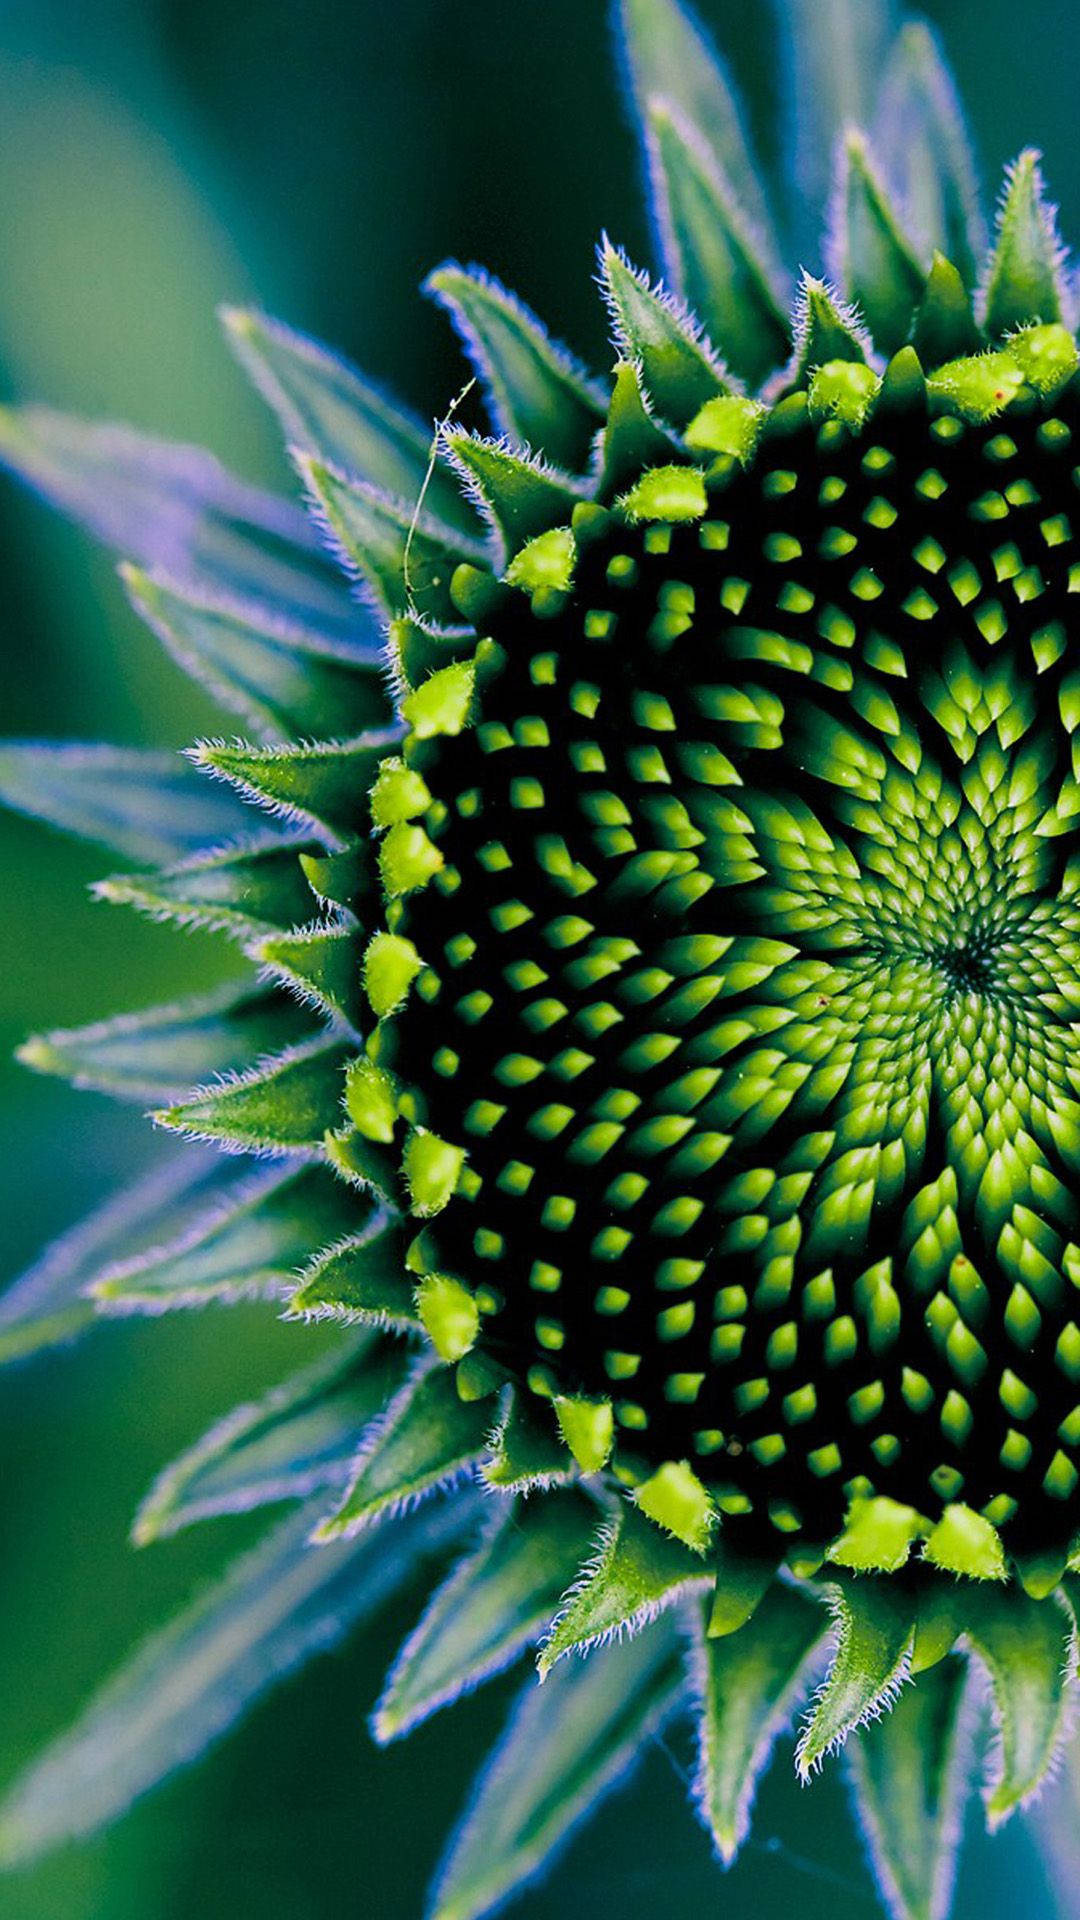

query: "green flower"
left=2, top=1, right=1079, bottom=1914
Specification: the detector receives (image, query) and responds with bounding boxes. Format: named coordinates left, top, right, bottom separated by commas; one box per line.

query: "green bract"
left=2, top=2, right=1080, bottom=1915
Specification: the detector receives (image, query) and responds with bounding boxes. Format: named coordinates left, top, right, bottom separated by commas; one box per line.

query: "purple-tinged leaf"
left=122, top=566, right=388, bottom=741
left=874, top=21, right=987, bottom=290
left=963, top=1582, right=1078, bottom=1829
left=827, top=129, right=926, bottom=357
left=0, top=742, right=255, bottom=865
left=424, top=263, right=605, bottom=474
left=438, top=431, right=587, bottom=564
left=615, top=0, right=779, bottom=267
left=94, top=830, right=323, bottom=942
left=0, top=405, right=365, bottom=645
left=848, top=1654, right=976, bottom=1920
left=252, top=919, right=365, bottom=1031
left=221, top=306, right=476, bottom=534
left=287, top=1215, right=417, bottom=1333
left=0, top=1146, right=223, bottom=1365
left=374, top=1490, right=601, bottom=1742
left=91, top=1162, right=367, bottom=1316
left=132, top=1331, right=409, bottom=1543
left=19, top=980, right=315, bottom=1105
left=795, top=1573, right=915, bottom=1779
left=774, top=0, right=897, bottom=239
left=155, top=1032, right=354, bottom=1158
left=0, top=1494, right=473, bottom=1870
left=479, top=1386, right=576, bottom=1495
left=428, top=1607, right=685, bottom=1920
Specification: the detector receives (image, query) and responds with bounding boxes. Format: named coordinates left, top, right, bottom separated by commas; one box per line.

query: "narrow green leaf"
left=156, top=1033, right=353, bottom=1156
left=287, top=1217, right=418, bottom=1332
left=0, top=1148, right=223, bottom=1364
left=596, top=359, right=680, bottom=498
left=95, top=832, right=322, bottom=942
left=480, top=1387, right=576, bottom=1493
left=192, top=728, right=401, bottom=837
left=776, top=0, right=897, bottom=233
left=537, top=1496, right=712, bottom=1675
left=0, top=742, right=253, bottom=865
left=123, top=566, right=388, bottom=741
left=315, top=1362, right=491, bottom=1539
left=689, top=1581, right=825, bottom=1863
left=848, top=1653, right=974, bottom=1920
left=795, top=1574, right=916, bottom=1778
left=429, top=1610, right=685, bottom=1920
left=599, top=239, right=729, bottom=425
left=0, top=1495, right=470, bottom=1870
left=0, top=404, right=363, bottom=644
left=791, top=273, right=872, bottom=382
left=375, top=1490, right=600, bottom=1741
left=425, top=264, right=605, bottom=473
left=963, top=1583, right=1078, bottom=1828
left=19, top=981, right=314, bottom=1105
left=221, top=306, right=475, bottom=532
left=132, top=1331, right=409, bottom=1542
left=875, top=21, right=986, bottom=289
left=91, top=1164, right=368, bottom=1314
left=831, top=130, right=926, bottom=356
left=440, top=431, right=587, bottom=559
left=616, top=0, right=778, bottom=260
left=982, top=149, right=1069, bottom=338
left=300, top=455, right=487, bottom=625
left=254, top=921, right=364, bottom=1029
left=911, top=253, right=982, bottom=369
left=646, top=102, right=789, bottom=389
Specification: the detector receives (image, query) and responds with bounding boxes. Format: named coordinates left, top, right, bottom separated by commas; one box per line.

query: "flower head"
left=2, top=3, right=1080, bottom=1916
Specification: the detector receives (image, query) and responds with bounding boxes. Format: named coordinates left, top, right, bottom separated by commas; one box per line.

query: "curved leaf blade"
left=963, top=1583, right=1078, bottom=1828
left=287, top=1218, right=417, bottom=1332
left=0, top=742, right=254, bottom=865
left=982, top=149, right=1070, bottom=338
left=795, top=1574, right=915, bottom=1779
left=429, top=1608, right=685, bottom=1920
left=848, top=1653, right=975, bottom=1920
left=874, top=20, right=986, bottom=289
left=155, top=1033, right=353, bottom=1157
left=315, top=1362, right=491, bottom=1540
left=300, top=455, right=487, bottom=625
left=19, top=981, right=315, bottom=1105
left=95, top=831, right=322, bottom=942
left=375, top=1490, right=600, bottom=1741
left=688, top=1580, right=825, bottom=1863
left=537, top=1496, right=712, bottom=1675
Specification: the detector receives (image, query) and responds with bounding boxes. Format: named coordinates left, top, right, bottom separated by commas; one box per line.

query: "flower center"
left=393, top=389, right=1080, bottom=1548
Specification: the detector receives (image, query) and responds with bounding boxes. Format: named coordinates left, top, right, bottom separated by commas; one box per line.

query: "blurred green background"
left=0, top=2, right=1077, bottom=1915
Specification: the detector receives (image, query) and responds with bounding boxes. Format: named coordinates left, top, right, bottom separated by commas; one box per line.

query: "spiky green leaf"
left=123, top=566, right=388, bottom=740
left=156, top=1033, right=353, bottom=1156
left=429, top=1610, right=685, bottom=1920
left=848, top=1653, right=974, bottom=1920
left=287, top=1216, right=416, bottom=1331
left=0, top=1496, right=469, bottom=1871
left=875, top=21, right=986, bottom=288
left=963, top=1583, right=1078, bottom=1828
left=982, top=149, right=1069, bottom=337
left=300, top=455, right=487, bottom=625
left=254, top=921, right=364, bottom=1029
left=599, top=240, right=729, bottom=425
left=0, top=742, right=254, bottom=865
left=537, top=1496, right=712, bottom=1675
left=596, top=359, right=680, bottom=498
left=192, top=728, right=401, bottom=837
left=0, top=405, right=363, bottom=642
left=132, top=1332, right=409, bottom=1542
left=375, top=1490, right=600, bottom=1741
left=795, top=1574, right=915, bottom=1778
left=646, top=101, right=789, bottom=389
left=19, top=981, right=314, bottom=1105
left=425, top=264, right=604, bottom=472
left=480, top=1387, right=576, bottom=1493
left=221, top=306, right=476, bottom=532
left=688, top=1581, right=825, bottom=1863
left=91, top=1164, right=366, bottom=1314
left=95, top=832, right=322, bottom=942
left=440, top=431, right=587, bottom=558
left=831, top=130, right=926, bottom=356
left=315, top=1362, right=491, bottom=1540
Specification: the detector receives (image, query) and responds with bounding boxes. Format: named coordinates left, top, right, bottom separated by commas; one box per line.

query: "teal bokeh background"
left=0, top=2, right=1075, bottom=1914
